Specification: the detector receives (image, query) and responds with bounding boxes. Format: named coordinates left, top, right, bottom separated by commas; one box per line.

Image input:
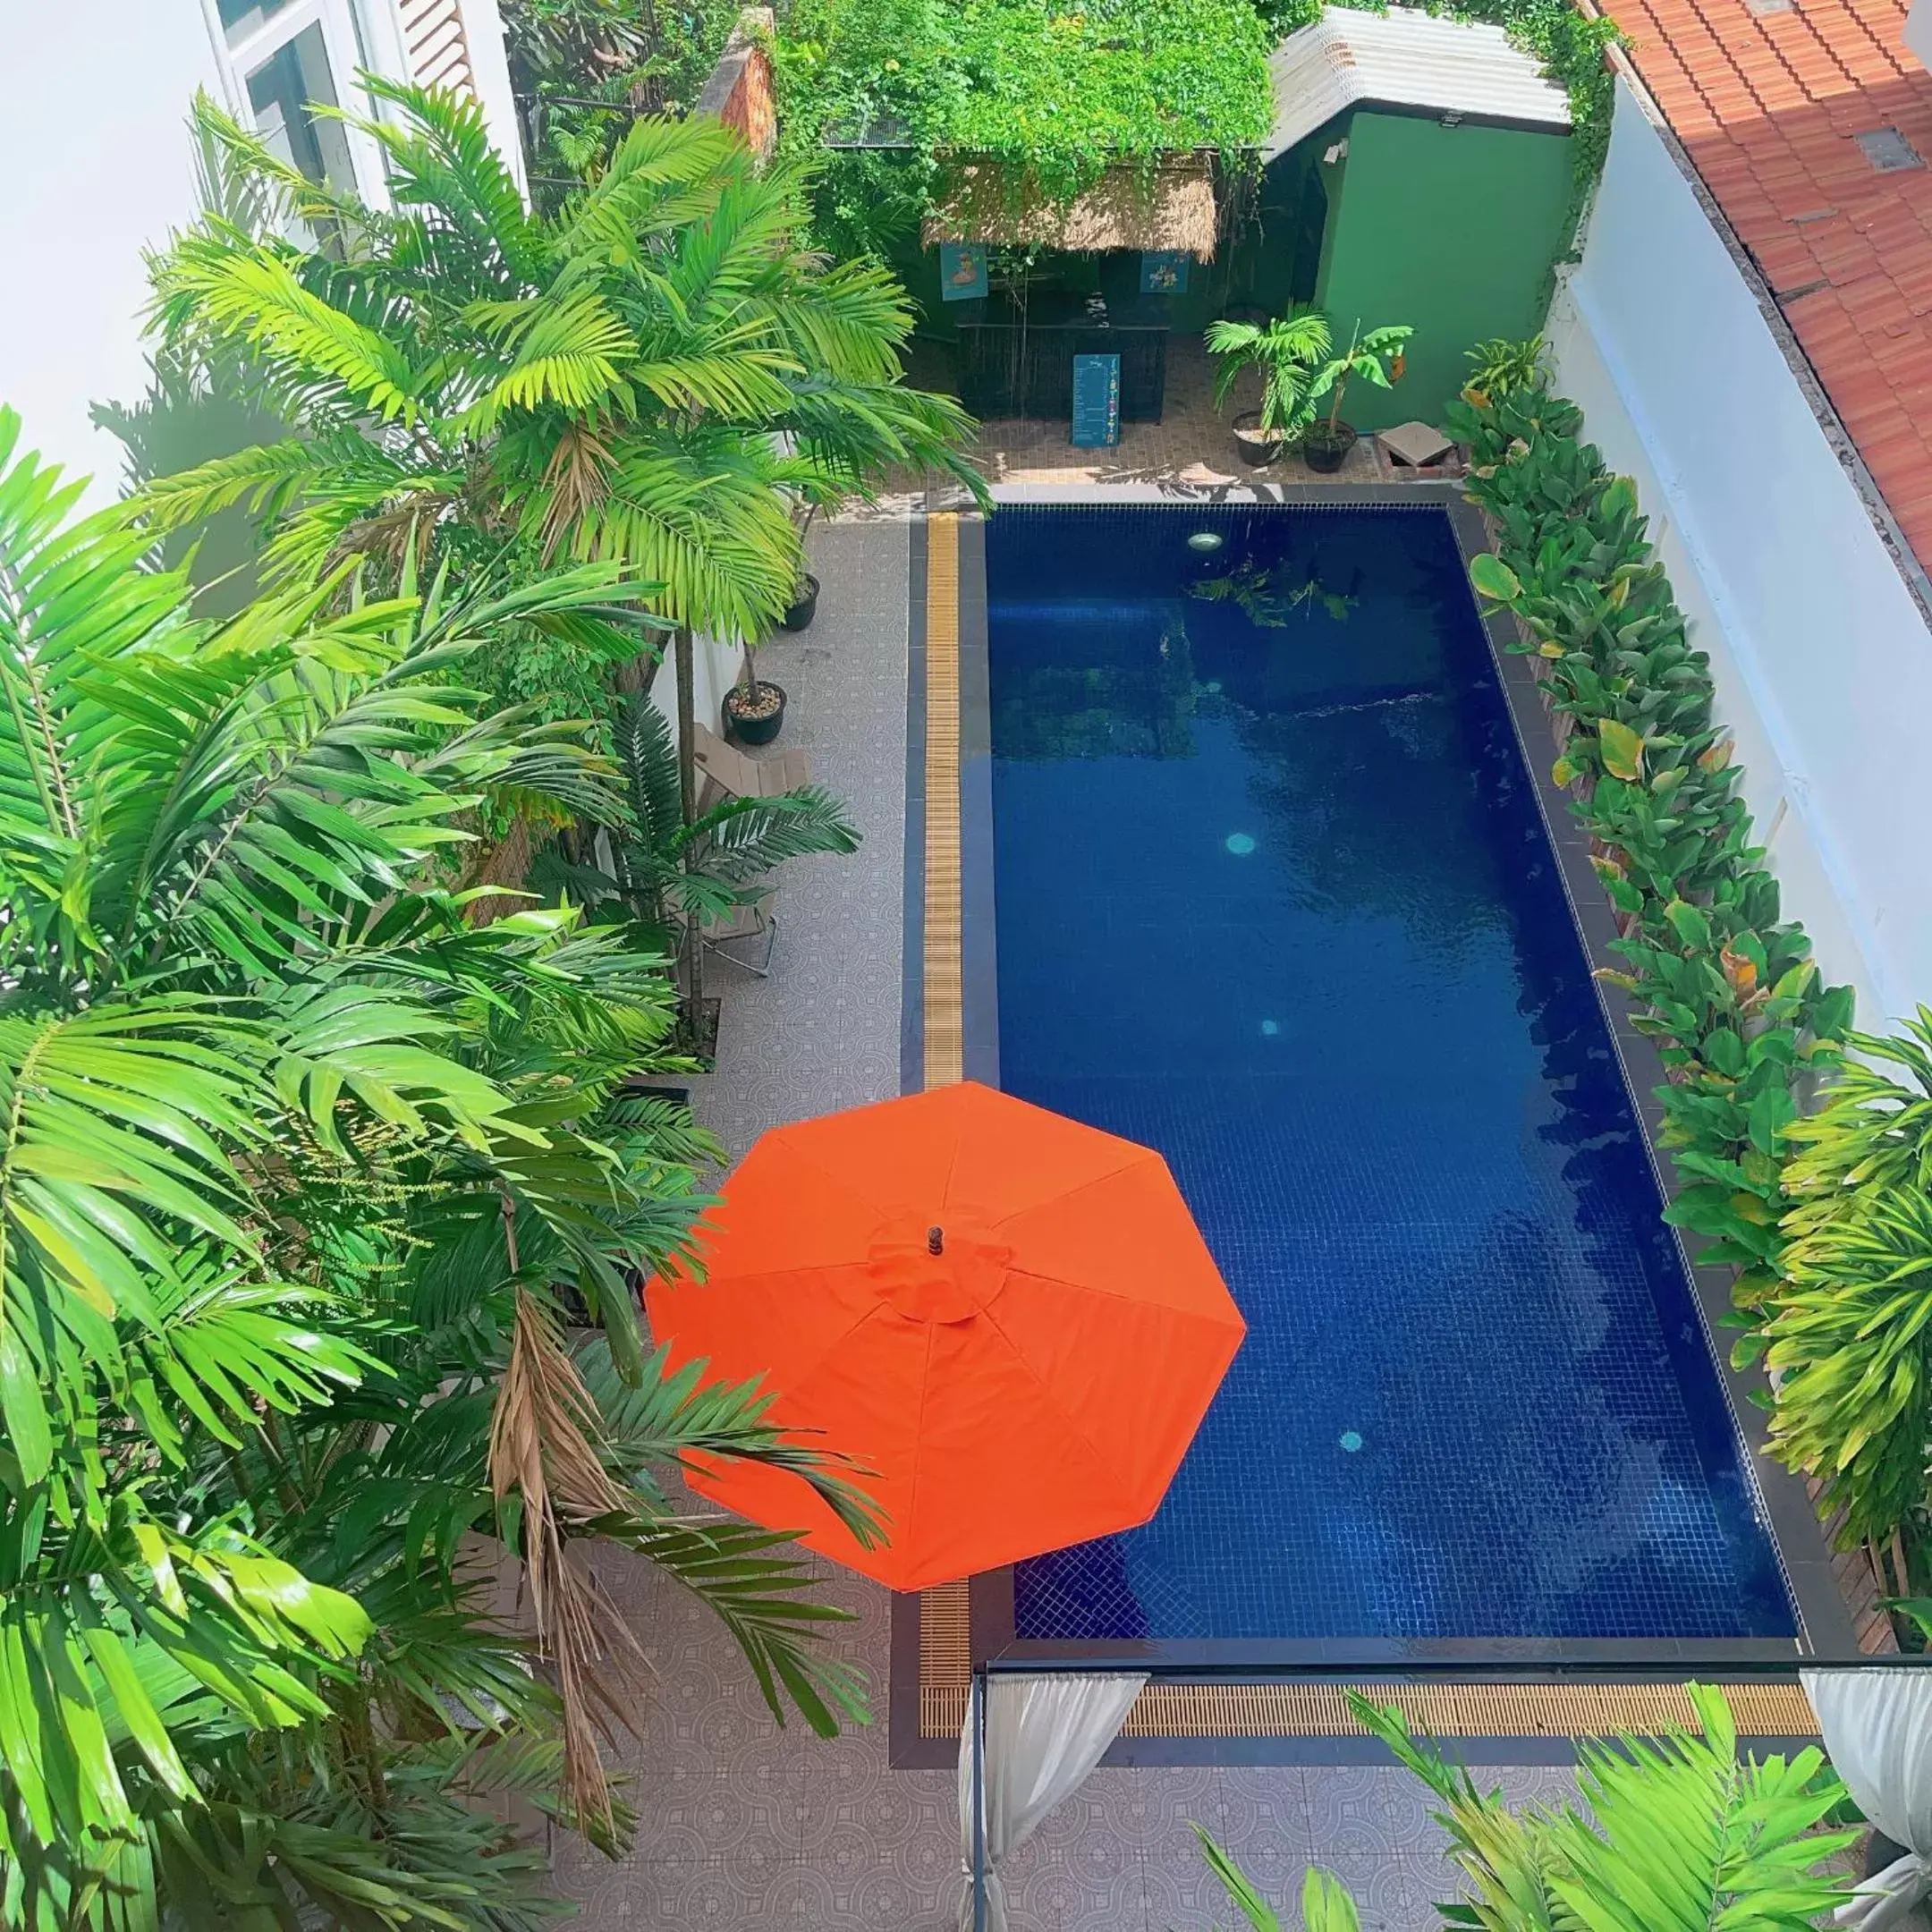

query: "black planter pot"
left=1301, top=421, right=1359, bottom=474
left=778, top=573, right=820, bottom=631
left=723, top=680, right=787, bottom=745
left=1231, top=410, right=1283, bottom=469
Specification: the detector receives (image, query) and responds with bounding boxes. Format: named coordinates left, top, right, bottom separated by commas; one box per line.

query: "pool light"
left=1260, top=1019, right=1280, bottom=1037
left=1186, top=530, right=1224, bottom=553
left=1224, top=832, right=1256, bottom=856
left=1340, top=1429, right=1364, bottom=1453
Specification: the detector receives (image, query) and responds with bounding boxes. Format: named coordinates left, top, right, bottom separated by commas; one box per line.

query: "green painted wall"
left=1314, top=110, right=1572, bottom=433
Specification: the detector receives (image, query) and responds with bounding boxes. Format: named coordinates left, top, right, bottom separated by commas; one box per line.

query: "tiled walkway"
left=551, top=515, right=1574, bottom=1930
left=933, top=335, right=1404, bottom=492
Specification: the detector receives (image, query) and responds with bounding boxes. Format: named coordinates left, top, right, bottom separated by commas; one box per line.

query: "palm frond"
left=158, top=241, right=428, bottom=425
left=685, top=785, right=861, bottom=879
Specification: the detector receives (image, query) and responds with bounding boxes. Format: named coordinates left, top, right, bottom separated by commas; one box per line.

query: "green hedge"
left=1449, top=383, right=1854, bottom=1353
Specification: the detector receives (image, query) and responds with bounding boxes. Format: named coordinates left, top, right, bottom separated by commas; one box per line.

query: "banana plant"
left=1205, top=307, right=1333, bottom=440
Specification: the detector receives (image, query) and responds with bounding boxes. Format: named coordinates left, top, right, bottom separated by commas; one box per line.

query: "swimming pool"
left=984, top=502, right=1794, bottom=1644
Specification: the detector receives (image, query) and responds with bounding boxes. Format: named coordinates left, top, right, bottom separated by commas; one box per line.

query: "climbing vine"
left=775, top=0, right=1274, bottom=253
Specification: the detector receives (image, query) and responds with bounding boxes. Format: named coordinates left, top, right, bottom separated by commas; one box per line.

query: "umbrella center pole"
left=928, top=1225, right=945, bottom=1255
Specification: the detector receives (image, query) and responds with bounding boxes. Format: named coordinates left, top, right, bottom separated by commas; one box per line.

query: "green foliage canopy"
left=1197, top=1684, right=1854, bottom=1932
left=1762, top=1013, right=1932, bottom=1546
left=0, top=412, right=874, bottom=1927
left=775, top=0, right=1275, bottom=250
left=502, top=0, right=741, bottom=198
left=141, top=86, right=981, bottom=700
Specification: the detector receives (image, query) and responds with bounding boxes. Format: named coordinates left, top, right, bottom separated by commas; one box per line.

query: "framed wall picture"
left=1140, top=250, right=1191, bottom=294
left=939, top=242, right=989, bottom=301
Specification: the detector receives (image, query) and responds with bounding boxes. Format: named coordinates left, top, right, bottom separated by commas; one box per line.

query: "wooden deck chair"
left=691, top=720, right=812, bottom=812
left=699, top=887, right=778, bottom=977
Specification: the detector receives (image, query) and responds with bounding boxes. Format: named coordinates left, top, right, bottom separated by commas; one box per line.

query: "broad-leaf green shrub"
left=1762, top=1013, right=1932, bottom=1546
left=1451, top=377, right=1853, bottom=1342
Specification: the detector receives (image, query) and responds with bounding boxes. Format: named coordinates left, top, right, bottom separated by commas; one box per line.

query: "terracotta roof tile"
left=1606, top=0, right=1932, bottom=572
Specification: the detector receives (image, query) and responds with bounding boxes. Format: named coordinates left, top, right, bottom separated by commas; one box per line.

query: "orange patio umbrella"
left=646, top=1081, right=1246, bottom=1592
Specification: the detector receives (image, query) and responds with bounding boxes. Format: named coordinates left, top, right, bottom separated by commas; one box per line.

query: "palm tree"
left=1195, top=1685, right=1853, bottom=1931
left=1206, top=306, right=1333, bottom=444
left=1761, top=1011, right=1932, bottom=1557
left=0, top=413, right=876, bottom=1927
left=533, top=693, right=860, bottom=942
left=140, top=84, right=986, bottom=1024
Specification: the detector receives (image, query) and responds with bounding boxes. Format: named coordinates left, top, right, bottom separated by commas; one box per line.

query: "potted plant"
left=1301, top=318, right=1413, bottom=473
left=723, top=627, right=787, bottom=743
left=779, top=501, right=821, bottom=631
left=1205, top=307, right=1331, bottom=466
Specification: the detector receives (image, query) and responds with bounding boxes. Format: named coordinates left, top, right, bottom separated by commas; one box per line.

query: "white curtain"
left=957, top=1670, right=1147, bottom=1932
left=1804, top=1668, right=1932, bottom=1931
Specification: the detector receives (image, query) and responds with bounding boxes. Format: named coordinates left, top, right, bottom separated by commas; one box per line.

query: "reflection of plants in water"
left=1187, top=560, right=1359, bottom=626
left=993, top=607, right=1197, bottom=759
left=1234, top=687, right=1506, bottom=954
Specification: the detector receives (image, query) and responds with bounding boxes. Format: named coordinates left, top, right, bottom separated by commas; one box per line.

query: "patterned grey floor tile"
left=1216, top=1763, right=1315, bottom=1859
left=1318, top=1854, right=1459, bottom=1932
left=568, top=1853, right=809, bottom=1929
left=1302, top=1763, right=1453, bottom=1861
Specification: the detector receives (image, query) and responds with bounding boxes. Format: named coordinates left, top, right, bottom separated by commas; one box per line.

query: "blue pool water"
left=988, top=504, right=1793, bottom=1643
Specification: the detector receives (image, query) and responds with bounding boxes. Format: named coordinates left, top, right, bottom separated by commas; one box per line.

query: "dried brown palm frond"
left=540, top=420, right=618, bottom=564
left=488, top=1210, right=657, bottom=1830
left=321, top=495, right=454, bottom=585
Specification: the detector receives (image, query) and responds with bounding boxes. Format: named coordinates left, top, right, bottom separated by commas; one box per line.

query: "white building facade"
left=1546, top=74, right=1932, bottom=1034
left=0, top=0, right=522, bottom=502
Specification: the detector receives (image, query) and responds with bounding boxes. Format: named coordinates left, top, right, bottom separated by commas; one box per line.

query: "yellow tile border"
left=919, top=1665, right=1817, bottom=1743
left=923, top=513, right=964, bottom=1090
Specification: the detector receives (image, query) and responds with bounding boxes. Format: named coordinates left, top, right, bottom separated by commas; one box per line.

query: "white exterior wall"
left=1546, top=77, right=1932, bottom=1032
left=0, top=0, right=526, bottom=507
left=648, top=635, right=751, bottom=751
left=0, top=0, right=228, bottom=501
left=450, top=0, right=530, bottom=198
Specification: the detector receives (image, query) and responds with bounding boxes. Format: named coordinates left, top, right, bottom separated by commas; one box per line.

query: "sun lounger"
left=699, top=887, right=777, bottom=976
left=691, top=721, right=812, bottom=811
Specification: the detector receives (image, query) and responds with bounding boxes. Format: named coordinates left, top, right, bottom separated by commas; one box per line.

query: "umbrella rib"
left=967, top=1299, right=1142, bottom=1519
left=761, top=1131, right=905, bottom=1219
left=984, top=1148, right=1164, bottom=1231
left=664, top=1265, right=882, bottom=1417
left=998, top=1262, right=1234, bottom=1317
left=902, top=1315, right=940, bottom=1577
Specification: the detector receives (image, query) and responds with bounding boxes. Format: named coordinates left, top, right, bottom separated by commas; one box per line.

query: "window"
left=208, top=0, right=388, bottom=204
left=217, top=0, right=296, bottom=43
left=245, top=23, right=357, bottom=191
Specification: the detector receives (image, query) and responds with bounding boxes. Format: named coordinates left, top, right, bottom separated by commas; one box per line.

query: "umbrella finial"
left=928, top=1225, right=945, bottom=1256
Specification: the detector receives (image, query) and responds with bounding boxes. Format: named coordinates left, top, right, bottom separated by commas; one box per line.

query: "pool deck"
left=550, top=513, right=1586, bottom=1931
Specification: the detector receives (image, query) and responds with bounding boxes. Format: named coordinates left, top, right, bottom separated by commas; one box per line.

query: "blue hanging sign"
left=938, top=242, right=988, bottom=301
left=1140, top=250, right=1191, bottom=294
left=1070, top=353, right=1122, bottom=448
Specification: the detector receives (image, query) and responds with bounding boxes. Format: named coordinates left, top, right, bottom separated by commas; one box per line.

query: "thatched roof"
left=921, top=157, right=1218, bottom=258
